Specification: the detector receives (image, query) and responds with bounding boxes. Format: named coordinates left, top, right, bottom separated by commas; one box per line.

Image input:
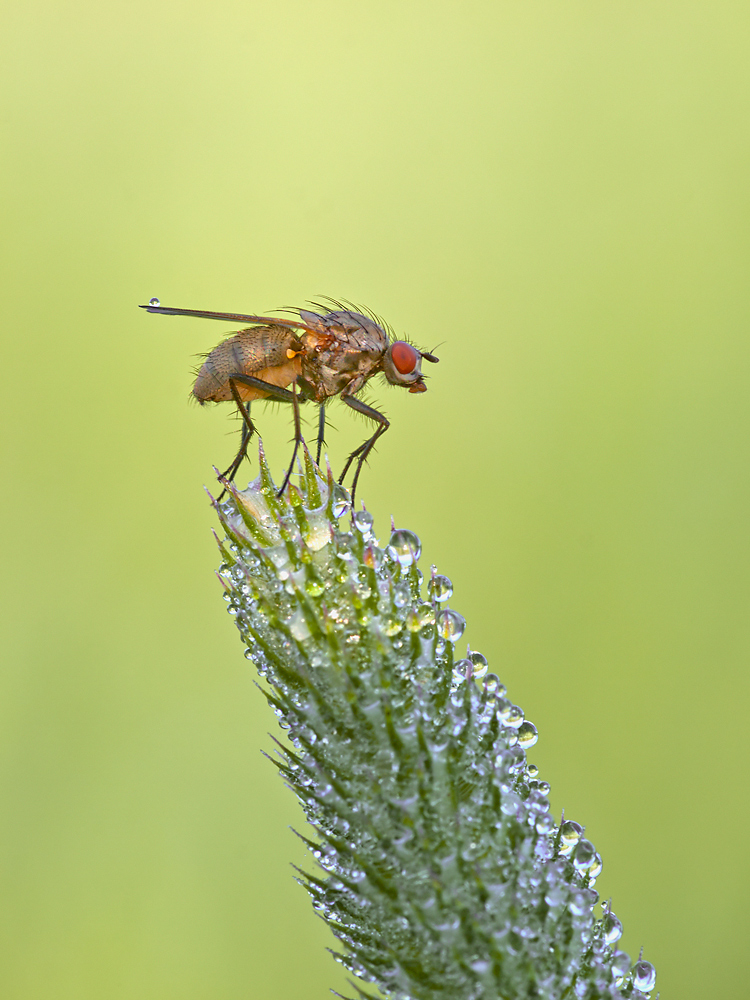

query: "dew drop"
left=545, top=885, right=567, bottom=907
left=611, top=951, right=631, bottom=984
left=504, top=704, right=525, bottom=729
left=406, top=608, right=423, bottom=632
left=500, top=791, right=521, bottom=816
left=526, top=789, right=550, bottom=813
left=517, top=720, right=538, bottom=747
left=484, top=674, right=502, bottom=696
left=535, top=813, right=555, bottom=835
left=148, top=296, right=160, bottom=307
left=559, top=820, right=583, bottom=855
left=305, top=577, right=325, bottom=597
left=569, top=891, right=590, bottom=917
left=589, top=852, right=603, bottom=879
left=331, top=483, right=351, bottom=518
left=602, top=911, right=623, bottom=945
left=387, top=529, right=422, bottom=566
left=353, top=510, right=374, bottom=535
left=436, top=609, right=466, bottom=642
left=572, top=839, right=597, bottom=872
left=526, top=763, right=539, bottom=778
left=632, top=960, right=656, bottom=992
left=384, top=617, right=403, bottom=636
left=469, top=959, right=490, bottom=974
left=428, top=573, right=453, bottom=602
left=363, top=545, right=383, bottom=570
left=500, top=726, right=518, bottom=746
left=453, top=657, right=472, bottom=677
left=392, top=581, right=411, bottom=607
left=468, top=650, right=488, bottom=679
left=418, top=602, right=435, bottom=626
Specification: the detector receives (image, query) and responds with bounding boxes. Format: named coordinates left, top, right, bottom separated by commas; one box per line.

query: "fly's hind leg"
left=277, top=382, right=303, bottom=497
left=216, top=381, right=258, bottom=500
left=216, top=374, right=300, bottom=499
left=339, top=395, right=390, bottom=506
left=218, top=418, right=253, bottom=492
left=315, top=404, right=326, bottom=466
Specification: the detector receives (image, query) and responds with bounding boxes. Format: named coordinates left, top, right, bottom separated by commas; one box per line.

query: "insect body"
left=139, top=299, right=439, bottom=499
left=191, top=324, right=304, bottom=404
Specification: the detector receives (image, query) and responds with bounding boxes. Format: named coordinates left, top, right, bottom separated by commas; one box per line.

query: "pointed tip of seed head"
left=287, top=482, right=305, bottom=509
left=214, top=473, right=242, bottom=502
left=255, top=440, right=279, bottom=496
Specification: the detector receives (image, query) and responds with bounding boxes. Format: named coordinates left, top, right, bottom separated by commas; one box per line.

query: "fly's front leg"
left=339, top=395, right=390, bottom=505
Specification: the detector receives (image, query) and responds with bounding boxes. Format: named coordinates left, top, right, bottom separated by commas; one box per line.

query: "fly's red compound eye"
left=390, top=341, right=419, bottom=375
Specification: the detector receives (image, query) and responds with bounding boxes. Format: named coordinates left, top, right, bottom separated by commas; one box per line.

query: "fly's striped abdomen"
left=192, top=325, right=297, bottom=403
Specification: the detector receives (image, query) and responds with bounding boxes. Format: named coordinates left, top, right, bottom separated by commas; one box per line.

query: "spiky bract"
left=212, top=446, right=657, bottom=1000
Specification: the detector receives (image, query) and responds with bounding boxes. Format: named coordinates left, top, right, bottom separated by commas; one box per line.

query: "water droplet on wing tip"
left=149, top=297, right=160, bottom=307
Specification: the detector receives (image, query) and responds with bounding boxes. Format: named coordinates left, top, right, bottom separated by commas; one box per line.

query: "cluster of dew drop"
left=212, top=445, right=657, bottom=1000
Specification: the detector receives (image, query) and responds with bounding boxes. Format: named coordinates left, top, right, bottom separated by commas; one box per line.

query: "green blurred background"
left=1, top=0, right=748, bottom=996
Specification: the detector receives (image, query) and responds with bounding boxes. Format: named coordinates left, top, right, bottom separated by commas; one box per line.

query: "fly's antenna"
left=420, top=339, right=444, bottom=363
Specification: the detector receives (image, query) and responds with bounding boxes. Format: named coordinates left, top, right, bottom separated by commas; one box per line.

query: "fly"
left=139, top=298, right=439, bottom=501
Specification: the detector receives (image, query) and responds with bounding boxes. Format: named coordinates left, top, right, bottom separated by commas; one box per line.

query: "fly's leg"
left=217, top=375, right=300, bottom=499
left=315, top=404, right=326, bottom=466
left=219, top=418, right=253, bottom=488
left=217, top=380, right=258, bottom=499
left=277, top=382, right=303, bottom=497
left=339, top=395, right=390, bottom=505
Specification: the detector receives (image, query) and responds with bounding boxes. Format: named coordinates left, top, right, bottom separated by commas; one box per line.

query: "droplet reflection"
left=387, top=529, right=422, bottom=566
left=436, top=609, right=466, bottom=642
left=632, top=960, right=656, bottom=992
left=428, top=573, right=453, bottom=602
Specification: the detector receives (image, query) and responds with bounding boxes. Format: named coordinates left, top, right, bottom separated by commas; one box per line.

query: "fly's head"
left=383, top=341, right=439, bottom=393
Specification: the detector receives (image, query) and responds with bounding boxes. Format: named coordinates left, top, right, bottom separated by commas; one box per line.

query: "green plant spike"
left=214, top=447, right=658, bottom=1000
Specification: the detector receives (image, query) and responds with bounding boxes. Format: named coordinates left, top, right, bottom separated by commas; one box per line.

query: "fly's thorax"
left=300, top=338, right=384, bottom=400
left=298, top=310, right=388, bottom=400
left=298, top=309, right=389, bottom=349
left=192, top=324, right=297, bottom=403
